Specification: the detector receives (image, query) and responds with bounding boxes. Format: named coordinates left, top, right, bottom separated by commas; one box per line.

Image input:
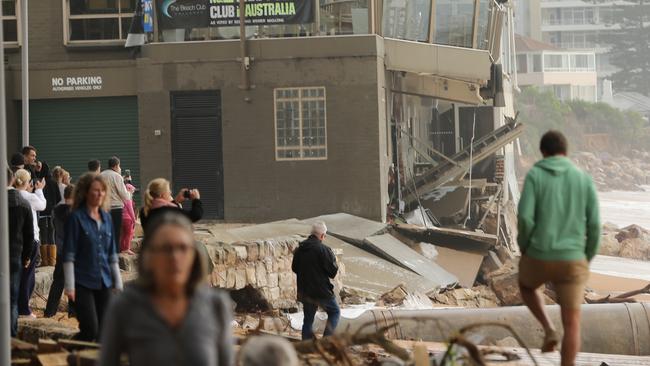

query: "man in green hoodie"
left=518, top=130, right=600, bottom=366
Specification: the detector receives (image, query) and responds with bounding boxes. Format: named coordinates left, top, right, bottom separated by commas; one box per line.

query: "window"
left=64, top=0, right=135, bottom=44
left=2, top=0, right=18, bottom=44
left=516, top=54, right=528, bottom=73
left=274, top=87, right=327, bottom=160
left=544, top=54, right=568, bottom=71
left=435, top=0, right=475, bottom=48
left=383, top=0, right=430, bottom=42
left=571, top=54, right=595, bottom=71
left=533, top=54, right=542, bottom=72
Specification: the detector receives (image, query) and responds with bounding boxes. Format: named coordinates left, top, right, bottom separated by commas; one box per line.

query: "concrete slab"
left=227, top=219, right=310, bottom=241
left=303, top=213, right=386, bottom=244
left=394, top=223, right=496, bottom=254
left=363, top=234, right=458, bottom=289
left=324, top=236, right=441, bottom=295
left=228, top=220, right=441, bottom=295
left=434, top=246, right=484, bottom=288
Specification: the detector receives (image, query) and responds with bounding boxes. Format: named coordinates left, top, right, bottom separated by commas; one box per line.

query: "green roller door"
left=29, top=97, right=140, bottom=193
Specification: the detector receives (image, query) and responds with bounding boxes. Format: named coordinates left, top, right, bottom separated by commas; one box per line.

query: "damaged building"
left=5, top=0, right=520, bottom=223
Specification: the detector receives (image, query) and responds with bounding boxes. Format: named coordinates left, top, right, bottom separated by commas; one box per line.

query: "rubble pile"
left=572, top=151, right=650, bottom=191
left=600, top=224, right=650, bottom=261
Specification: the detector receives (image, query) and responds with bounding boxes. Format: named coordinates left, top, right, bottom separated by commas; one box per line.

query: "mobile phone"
left=183, top=189, right=192, bottom=199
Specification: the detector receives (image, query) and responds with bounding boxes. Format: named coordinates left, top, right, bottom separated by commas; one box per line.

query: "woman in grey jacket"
left=99, top=211, right=233, bottom=366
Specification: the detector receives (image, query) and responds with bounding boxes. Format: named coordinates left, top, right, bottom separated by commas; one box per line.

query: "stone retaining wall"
left=202, top=235, right=344, bottom=310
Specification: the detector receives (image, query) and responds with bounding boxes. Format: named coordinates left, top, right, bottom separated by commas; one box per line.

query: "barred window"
left=274, top=87, right=327, bottom=161
left=64, top=0, right=135, bottom=44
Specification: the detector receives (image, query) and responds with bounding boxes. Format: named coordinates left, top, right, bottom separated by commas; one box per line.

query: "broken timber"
left=404, top=120, right=524, bottom=207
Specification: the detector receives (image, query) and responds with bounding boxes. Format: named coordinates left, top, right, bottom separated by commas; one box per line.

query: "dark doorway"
left=171, top=91, right=224, bottom=219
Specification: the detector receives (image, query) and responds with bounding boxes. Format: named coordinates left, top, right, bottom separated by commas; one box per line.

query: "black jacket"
left=52, top=203, right=72, bottom=250
left=39, top=163, right=62, bottom=215
left=291, top=235, right=338, bottom=300
left=139, top=199, right=203, bottom=232
left=8, top=189, right=34, bottom=271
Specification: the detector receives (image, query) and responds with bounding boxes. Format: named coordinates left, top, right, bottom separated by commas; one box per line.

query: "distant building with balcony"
left=515, top=0, right=632, bottom=99
left=516, top=34, right=598, bottom=102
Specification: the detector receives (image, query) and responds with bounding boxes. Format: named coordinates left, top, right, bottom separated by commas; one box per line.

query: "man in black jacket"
left=7, top=168, right=34, bottom=336
left=291, top=222, right=340, bottom=340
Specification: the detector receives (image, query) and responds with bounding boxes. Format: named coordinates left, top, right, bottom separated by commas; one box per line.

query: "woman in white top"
left=14, top=169, right=47, bottom=317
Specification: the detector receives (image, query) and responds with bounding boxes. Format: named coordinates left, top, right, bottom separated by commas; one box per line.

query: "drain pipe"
left=238, top=0, right=250, bottom=90
left=334, top=303, right=650, bottom=356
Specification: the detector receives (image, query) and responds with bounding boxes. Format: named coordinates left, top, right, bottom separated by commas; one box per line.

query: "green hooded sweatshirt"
left=517, top=156, right=601, bottom=261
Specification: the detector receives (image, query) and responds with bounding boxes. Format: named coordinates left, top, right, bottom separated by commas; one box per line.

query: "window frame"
left=273, top=86, right=328, bottom=162
left=2, top=0, right=21, bottom=47
left=62, top=0, right=134, bottom=46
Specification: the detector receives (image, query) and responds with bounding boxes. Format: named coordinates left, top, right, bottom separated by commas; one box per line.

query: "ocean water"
left=599, top=186, right=650, bottom=230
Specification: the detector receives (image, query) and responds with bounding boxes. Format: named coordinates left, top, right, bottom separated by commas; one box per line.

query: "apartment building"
left=515, top=0, right=631, bottom=99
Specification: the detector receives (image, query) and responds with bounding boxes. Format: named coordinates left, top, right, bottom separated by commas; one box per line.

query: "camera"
left=183, top=189, right=193, bottom=199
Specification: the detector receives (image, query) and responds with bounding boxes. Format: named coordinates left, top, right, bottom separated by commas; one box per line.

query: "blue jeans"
left=10, top=266, right=21, bottom=337
left=301, top=297, right=340, bottom=340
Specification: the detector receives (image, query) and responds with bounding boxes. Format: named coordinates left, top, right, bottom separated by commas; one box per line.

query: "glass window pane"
left=120, top=0, right=136, bottom=13
left=382, top=0, right=430, bottom=42
left=69, top=18, right=120, bottom=41
left=477, top=0, right=490, bottom=50
left=3, top=19, right=17, bottom=42
left=435, top=0, right=475, bottom=48
left=2, top=0, right=16, bottom=16
left=320, top=0, right=369, bottom=35
left=70, top=0, right=120, bottom=15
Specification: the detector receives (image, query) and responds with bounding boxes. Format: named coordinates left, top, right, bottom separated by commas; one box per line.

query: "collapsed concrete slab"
left=434, top=246, right=484, bottom=288
left=303, top=213, right=387, bottom=245
left=363, top=234, right=458, bottom=289
left=393, top=223, right=496, bottom=254
left=324, top=235, right=442, bottom=295
left=227, top=219, right=310, bottom=242
left=226, top=219, right=442, bottom=295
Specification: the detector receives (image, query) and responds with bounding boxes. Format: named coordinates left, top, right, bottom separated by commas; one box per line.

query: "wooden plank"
left=37, top=352, right=69, bottom=366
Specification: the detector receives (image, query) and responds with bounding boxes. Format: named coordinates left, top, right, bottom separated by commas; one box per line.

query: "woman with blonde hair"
left=52, top=166, right=70, bottom=204
left=139, top=178, right=203, bottom=231
left=63, top=173, right=123, bottom=341
left=13, top=169, right=46, bottom=318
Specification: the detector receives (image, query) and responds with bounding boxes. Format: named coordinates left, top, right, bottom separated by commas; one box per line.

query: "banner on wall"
left=157, top=0, right=314, bottom=30
left=143, top=0, right=155, bottom=32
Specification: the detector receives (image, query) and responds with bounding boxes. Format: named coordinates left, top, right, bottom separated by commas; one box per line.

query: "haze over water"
left=599, top=186, right=650, bottom=230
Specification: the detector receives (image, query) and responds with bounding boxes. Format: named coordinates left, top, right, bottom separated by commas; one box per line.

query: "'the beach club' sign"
left=51, top=76, right=103, bottom=92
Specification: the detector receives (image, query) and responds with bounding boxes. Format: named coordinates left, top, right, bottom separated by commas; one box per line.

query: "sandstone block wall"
left=202, top=235, right=344, bottom=310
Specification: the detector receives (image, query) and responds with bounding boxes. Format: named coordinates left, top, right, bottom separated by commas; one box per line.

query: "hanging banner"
left=157, top=0, right=209, bottom=30
left=157, top=0, right=314, bottom=30
left=143, top=0, right=155, bottom=32
left=209, top=0, right=314, bottom=27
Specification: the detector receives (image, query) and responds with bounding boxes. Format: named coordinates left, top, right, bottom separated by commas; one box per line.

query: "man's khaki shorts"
left=519, top=255, right=589, bottom=309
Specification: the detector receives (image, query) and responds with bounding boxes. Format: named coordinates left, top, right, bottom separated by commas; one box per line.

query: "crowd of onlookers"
left=6, top=145, right=339, bottom=365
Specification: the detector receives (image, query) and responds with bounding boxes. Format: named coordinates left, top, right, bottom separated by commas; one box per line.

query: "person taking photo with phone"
left=139, top=178, right=203, bottom=231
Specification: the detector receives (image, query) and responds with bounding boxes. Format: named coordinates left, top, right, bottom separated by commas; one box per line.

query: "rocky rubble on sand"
left=600, top=223, right=650, bottom=260
left=572, top=151, right=650, bottom=191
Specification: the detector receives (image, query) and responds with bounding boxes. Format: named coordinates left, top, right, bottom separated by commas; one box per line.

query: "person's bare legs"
left=520, top=284, right=558, bottom=351
left=560, top=306, right=581, bottom=366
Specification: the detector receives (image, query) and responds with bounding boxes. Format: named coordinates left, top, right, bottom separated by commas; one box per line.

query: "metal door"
left=171, top=91, right=224, bottom=219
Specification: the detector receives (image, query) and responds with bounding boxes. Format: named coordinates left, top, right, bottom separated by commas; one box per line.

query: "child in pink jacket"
left=120, top=183, right=137, bottom=255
